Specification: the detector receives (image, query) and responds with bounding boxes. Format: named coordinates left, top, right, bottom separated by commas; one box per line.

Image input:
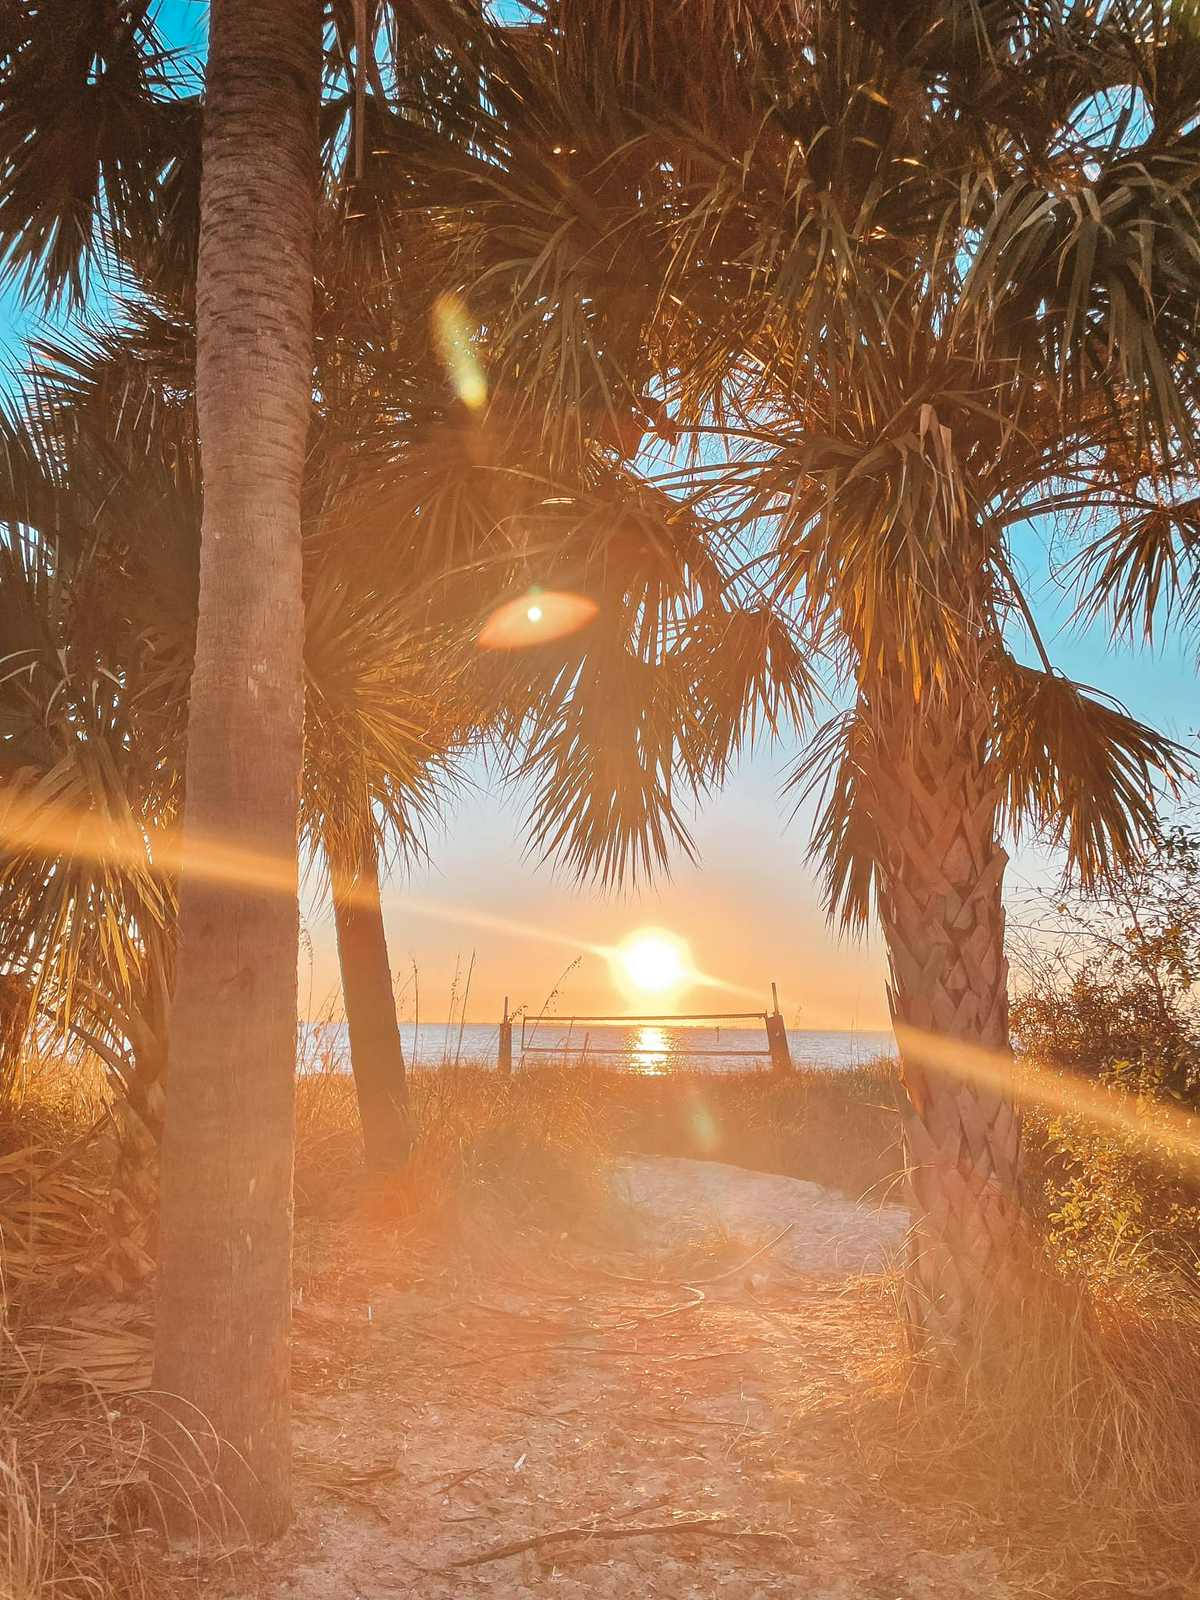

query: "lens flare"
left=478, top=588, right=597, bottom=650
left=13, top=779, right=1195, bottom=1184
left=431, top=292, right=487, bottom=410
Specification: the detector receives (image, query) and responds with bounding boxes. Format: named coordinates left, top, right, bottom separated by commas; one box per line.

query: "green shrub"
left=1011, top=824, right=1200, bottom=1290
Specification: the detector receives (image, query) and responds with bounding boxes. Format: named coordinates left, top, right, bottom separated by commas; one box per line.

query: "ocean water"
left=300, top=1019, right=896, bottom=1075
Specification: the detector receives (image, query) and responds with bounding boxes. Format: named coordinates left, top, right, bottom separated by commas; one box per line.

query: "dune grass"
left=292, top=1050, right=905, bottom=1202
left=569, top=1057, right=905, bottom=1200
left=4, top=1045, right=1200, bottom=1596
left=868, top=1053, right=1200, bottom=1599
left=293, top=1060, right=617, bottom=1232
left=873, top=1244, right=1200, bottom=1598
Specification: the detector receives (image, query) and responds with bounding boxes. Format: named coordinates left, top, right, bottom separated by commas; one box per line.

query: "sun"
left=613, top=928, right=692, bottom=1000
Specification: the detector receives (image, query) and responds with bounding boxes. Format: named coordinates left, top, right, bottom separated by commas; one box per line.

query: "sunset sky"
left=319, top=596, right=1195, bottom=1031
left=5, top=292, right=1197, bottom=1036
left=3, top=0, right=1196, bottom=1032
left=5, top=291, right=1196, bottom=1036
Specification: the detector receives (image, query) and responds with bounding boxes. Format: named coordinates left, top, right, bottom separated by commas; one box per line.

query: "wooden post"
left=498, top=995, right=513, bottom=1075
left=767, top=984, right=792, bottom=1074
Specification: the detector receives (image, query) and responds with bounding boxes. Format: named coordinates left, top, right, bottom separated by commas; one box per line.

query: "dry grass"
left=1, top=1066, right=159, bottom=1599
left=0, top=1442, right=52, bottom=1600
left=5, top=1045, right=1200, bottom=1598
left=568, top=1056, right=905, bottom=1201
left=869, top=1260, right=1200, bottom=1598
left=868, top=1054, right=1200, bottom=1600
left=1, top=1386, right=173, bottom=1600
left=294, top=1059, right=615, bottom=1229
left=0, top=1376, right=264, bottom=1600
left=0, top=1058, right=141, bottom=1390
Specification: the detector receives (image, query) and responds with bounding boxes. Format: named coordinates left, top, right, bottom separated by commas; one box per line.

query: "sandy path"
left=613, top=1154, right=907, bottom=1274
left=228, top=1158, right=1010, bottom=1600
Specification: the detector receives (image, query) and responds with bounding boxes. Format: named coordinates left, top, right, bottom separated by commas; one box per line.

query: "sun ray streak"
left=897, top=1025, right=1200, bottom=1181
left=0, top=792, right=760, bottom=999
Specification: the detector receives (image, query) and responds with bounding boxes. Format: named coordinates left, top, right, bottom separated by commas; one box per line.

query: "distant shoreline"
left=299, top=1020, right=898, bottom=1074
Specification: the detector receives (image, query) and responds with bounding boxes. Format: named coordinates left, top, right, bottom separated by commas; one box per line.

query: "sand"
left=220, top=1157, right=1011, bottom=1599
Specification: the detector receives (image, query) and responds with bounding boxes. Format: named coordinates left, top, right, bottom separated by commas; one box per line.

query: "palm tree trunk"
left=152, top=0, right=321, bottom=1540
left=872, top=688, right=1024, bottom=1360
left=330, top=815, right=412, bottom=1172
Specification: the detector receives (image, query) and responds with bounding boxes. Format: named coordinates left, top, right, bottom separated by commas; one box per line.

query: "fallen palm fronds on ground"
left=446, top=1505, right=798, bottom=1571
left=2, top=1303, right=152, bottom=1394
left=0, top=1145, right=107, bottom=1296
left=1, top=1132, right=153, bottom=1398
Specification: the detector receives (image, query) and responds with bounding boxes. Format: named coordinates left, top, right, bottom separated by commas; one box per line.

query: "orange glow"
left=0, top=790, right=764, bottom=1013
left=478, top=588, right=597, bottom=650
left=0, top=789, right=621, bottom=950
left=0, top=789, right=632, bottom=969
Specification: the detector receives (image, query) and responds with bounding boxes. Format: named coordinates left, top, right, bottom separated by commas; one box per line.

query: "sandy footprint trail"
left=237, top=1158, right=1011, bottom=1599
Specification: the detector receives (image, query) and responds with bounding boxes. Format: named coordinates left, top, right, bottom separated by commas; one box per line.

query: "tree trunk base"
left=899, top=1090, right=1029, bottom=1367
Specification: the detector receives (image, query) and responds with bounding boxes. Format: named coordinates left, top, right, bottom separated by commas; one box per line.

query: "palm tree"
left=0, top=286, right=467, bottom=1179
left=410, top=0, right=1200, bottom=1355
left=0, top=223, right=806, bottom=1194
left=0, top=5, right=523, bottom=1519
left=151, top=0, right=324, bottom=1524
left=1, top=0, right=324, bottom=1529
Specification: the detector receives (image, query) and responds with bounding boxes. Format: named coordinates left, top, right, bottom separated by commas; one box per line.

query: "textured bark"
left=330, top=815, right=412, bottom=1172
left=872, top=688, right=1024, bottom=1360
left=152, top=0, right=320, bottom=1539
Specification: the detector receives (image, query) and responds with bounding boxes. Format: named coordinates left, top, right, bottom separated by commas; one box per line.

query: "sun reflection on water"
left=630, top=1024, right=671, bottom=1075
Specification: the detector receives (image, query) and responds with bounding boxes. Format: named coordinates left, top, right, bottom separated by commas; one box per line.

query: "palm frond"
left=992, top=657, right=1195, bottom=889
left=1073, top=496, right=1200, bottom=645
left=0, top=0, right=194, bottom=304
left=517, top=638, right=703, bottom=887
left=786, top=705, right=884, bottom=936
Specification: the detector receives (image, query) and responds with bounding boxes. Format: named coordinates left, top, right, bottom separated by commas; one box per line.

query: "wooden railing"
left=496, top=987, right=793, bottom=1074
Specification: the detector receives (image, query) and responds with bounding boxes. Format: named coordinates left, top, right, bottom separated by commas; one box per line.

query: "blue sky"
left=3, top=4, right=1196, bottom=1029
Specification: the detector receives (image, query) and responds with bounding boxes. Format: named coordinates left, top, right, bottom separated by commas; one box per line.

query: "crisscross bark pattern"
left=873, top=691, right=1023, bottom=1356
